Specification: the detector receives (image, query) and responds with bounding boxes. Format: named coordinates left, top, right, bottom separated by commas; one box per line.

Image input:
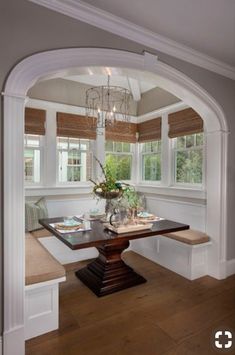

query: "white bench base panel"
left=130, top=236, right=212, bottom=280
left=25, top=277, right=66, bottom=340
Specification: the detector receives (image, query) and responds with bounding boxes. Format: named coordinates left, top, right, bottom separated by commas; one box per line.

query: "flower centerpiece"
left=90, top=157, right=123, bottom=200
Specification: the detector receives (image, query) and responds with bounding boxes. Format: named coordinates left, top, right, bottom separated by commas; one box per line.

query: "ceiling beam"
left=128, top=78, right=141, bottom=101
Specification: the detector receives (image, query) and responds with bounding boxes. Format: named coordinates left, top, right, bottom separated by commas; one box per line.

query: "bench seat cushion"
left=163, top=229, right=210, bottom=245
left=25, top=233, right=65, bottom=285
left=31, top=228, right=52, bottom=238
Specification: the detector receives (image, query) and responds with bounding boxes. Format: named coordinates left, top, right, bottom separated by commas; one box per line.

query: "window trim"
left=24, top=101, right=206, bottom=197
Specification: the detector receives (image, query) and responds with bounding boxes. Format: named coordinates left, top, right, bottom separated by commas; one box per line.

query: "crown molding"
left=29, top=0, right=235, bottom=80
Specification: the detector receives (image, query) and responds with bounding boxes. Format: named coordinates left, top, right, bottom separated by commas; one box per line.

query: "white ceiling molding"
left=28, top=0, right=235, bottom=80
left=128, top=77, right=141, bottom=101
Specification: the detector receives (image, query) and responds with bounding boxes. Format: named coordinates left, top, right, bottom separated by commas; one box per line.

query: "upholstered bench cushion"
left=25, top=233, right=65, bottom=285
left=31, top=228, right=52, bottom=238
left=163, top=229, right=210, bottom=245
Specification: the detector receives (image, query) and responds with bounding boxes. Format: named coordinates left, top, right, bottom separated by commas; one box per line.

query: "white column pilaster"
left=3, top=94, right=25, bottom=355
left=206, top=130, right=228, bottom=278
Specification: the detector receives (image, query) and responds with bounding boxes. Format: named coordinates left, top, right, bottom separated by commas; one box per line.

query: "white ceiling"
left=65, top=74, right=156, bottom=95
left=82, top=0, right=235, bottom=66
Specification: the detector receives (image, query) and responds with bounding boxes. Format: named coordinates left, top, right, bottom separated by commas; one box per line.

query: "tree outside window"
left=173, top=133, right=204, bottom=185
left=105, top=141, right=133, bottom=181
left=141, top=140, right=161, bottom=181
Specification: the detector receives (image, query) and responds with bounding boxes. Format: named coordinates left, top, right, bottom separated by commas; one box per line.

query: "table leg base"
left=75, top=241, right=146, bottom=297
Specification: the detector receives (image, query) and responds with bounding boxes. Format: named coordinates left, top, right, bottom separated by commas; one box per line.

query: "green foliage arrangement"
left=90, top=157, right=123, bottom=198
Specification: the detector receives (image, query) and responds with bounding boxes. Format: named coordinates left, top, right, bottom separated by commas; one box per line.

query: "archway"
left=2, top=48, right=228, bottom=355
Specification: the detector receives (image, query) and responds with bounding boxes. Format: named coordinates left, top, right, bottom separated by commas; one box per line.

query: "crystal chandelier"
left=85, top=75, right=132, bottom=133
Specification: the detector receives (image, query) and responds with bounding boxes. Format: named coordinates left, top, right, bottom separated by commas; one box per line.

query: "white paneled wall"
left=131, top=194, right=210, bottom=280
left=146, top=195, right=206, bottom=231
left=45, top=196, right=105, bottom=218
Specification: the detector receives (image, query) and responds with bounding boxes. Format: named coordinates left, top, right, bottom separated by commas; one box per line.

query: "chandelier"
left=85, top=75, right=132, bottom=132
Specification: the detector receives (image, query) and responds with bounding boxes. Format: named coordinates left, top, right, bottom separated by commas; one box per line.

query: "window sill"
left=25, top=182, right=206, bottom=201
left=136, top=184, right=206, bottom=201
left=25, top=184, right=93, bottom=197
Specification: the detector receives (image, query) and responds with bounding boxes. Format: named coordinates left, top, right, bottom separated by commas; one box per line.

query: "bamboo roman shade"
left=25, top=107, right=46, bottom=135
left=105, top=121, right=137, bottom=143
left=137, top=117, right=161, bottom=142
left=168, top=108, right=203, bottom=138
left=57, top=112, right=97, bottom=140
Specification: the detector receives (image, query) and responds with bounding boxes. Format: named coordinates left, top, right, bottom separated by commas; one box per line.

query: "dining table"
left=39, top=217, right=189, bottom=297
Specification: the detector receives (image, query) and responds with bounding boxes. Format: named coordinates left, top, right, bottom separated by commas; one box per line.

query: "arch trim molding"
left=2, top=48, right=228, bottom=355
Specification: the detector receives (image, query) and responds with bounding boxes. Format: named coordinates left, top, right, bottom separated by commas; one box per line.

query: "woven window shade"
left=105, top=121, right=137, bottom=143
left=57, top=112, right=97, bottom=140
left=168, top=108, right=203, bottom=138
left=137, top=117, right=161, bottom=142
left=25, top=107, right=46, bottom=135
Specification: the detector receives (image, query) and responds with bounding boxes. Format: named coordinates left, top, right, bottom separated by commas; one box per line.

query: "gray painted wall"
left=1, top=0, right=235, bottom=334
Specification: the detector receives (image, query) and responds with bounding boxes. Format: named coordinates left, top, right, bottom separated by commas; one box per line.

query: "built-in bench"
left=162, top=229, right=210, bottom=245
left=30, top=228, right=52, bottom=238
left=25, top=233, right=66, bottom=340
left=131, top=228, right=211, bottom=280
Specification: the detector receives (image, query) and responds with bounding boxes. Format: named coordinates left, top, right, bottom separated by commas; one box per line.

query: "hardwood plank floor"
left=26, top=251, right=235, bottom=355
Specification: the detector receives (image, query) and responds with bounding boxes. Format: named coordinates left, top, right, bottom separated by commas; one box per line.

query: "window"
left=57, top=137, right=92, bottom=183
left=24, top=134, right=42, bottom=184
left=105, top=141, right=133, bottom=180
left=173, top=133, right=204, bottom=185
left=141, top=140, right=161, bottom=181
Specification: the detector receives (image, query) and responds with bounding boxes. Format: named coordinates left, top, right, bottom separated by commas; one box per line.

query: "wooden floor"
left=26, top=251, right=235, bottom=355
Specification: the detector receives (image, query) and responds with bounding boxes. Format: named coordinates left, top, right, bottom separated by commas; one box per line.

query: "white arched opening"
left=2, top=48, right=228, bottom=355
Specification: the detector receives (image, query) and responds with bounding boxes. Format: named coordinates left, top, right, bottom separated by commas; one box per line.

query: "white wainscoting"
left=131, top=236, right=212, bottom=280
left=26, top=194, right=105, bottom=218
left=25, top=277, right=66, bottom=340
left=131, top=194, right=209, bottom=280
left=46, top=195, right=105, bottom=217
left=145, top=194, right=206, bottom=231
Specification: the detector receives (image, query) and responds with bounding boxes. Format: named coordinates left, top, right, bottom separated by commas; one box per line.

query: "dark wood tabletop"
left=39, top=217, right=189, bottom=250
left=40, top=216, right=189, bottom=296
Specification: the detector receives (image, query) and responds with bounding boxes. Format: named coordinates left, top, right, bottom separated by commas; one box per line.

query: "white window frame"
left=24, top=134, right=44, bottom=186
left=24, top=100, right=206, bottom=199
left=57, top=137, right=93, bottom=185
left=105, top=141, right=134, bottom=182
